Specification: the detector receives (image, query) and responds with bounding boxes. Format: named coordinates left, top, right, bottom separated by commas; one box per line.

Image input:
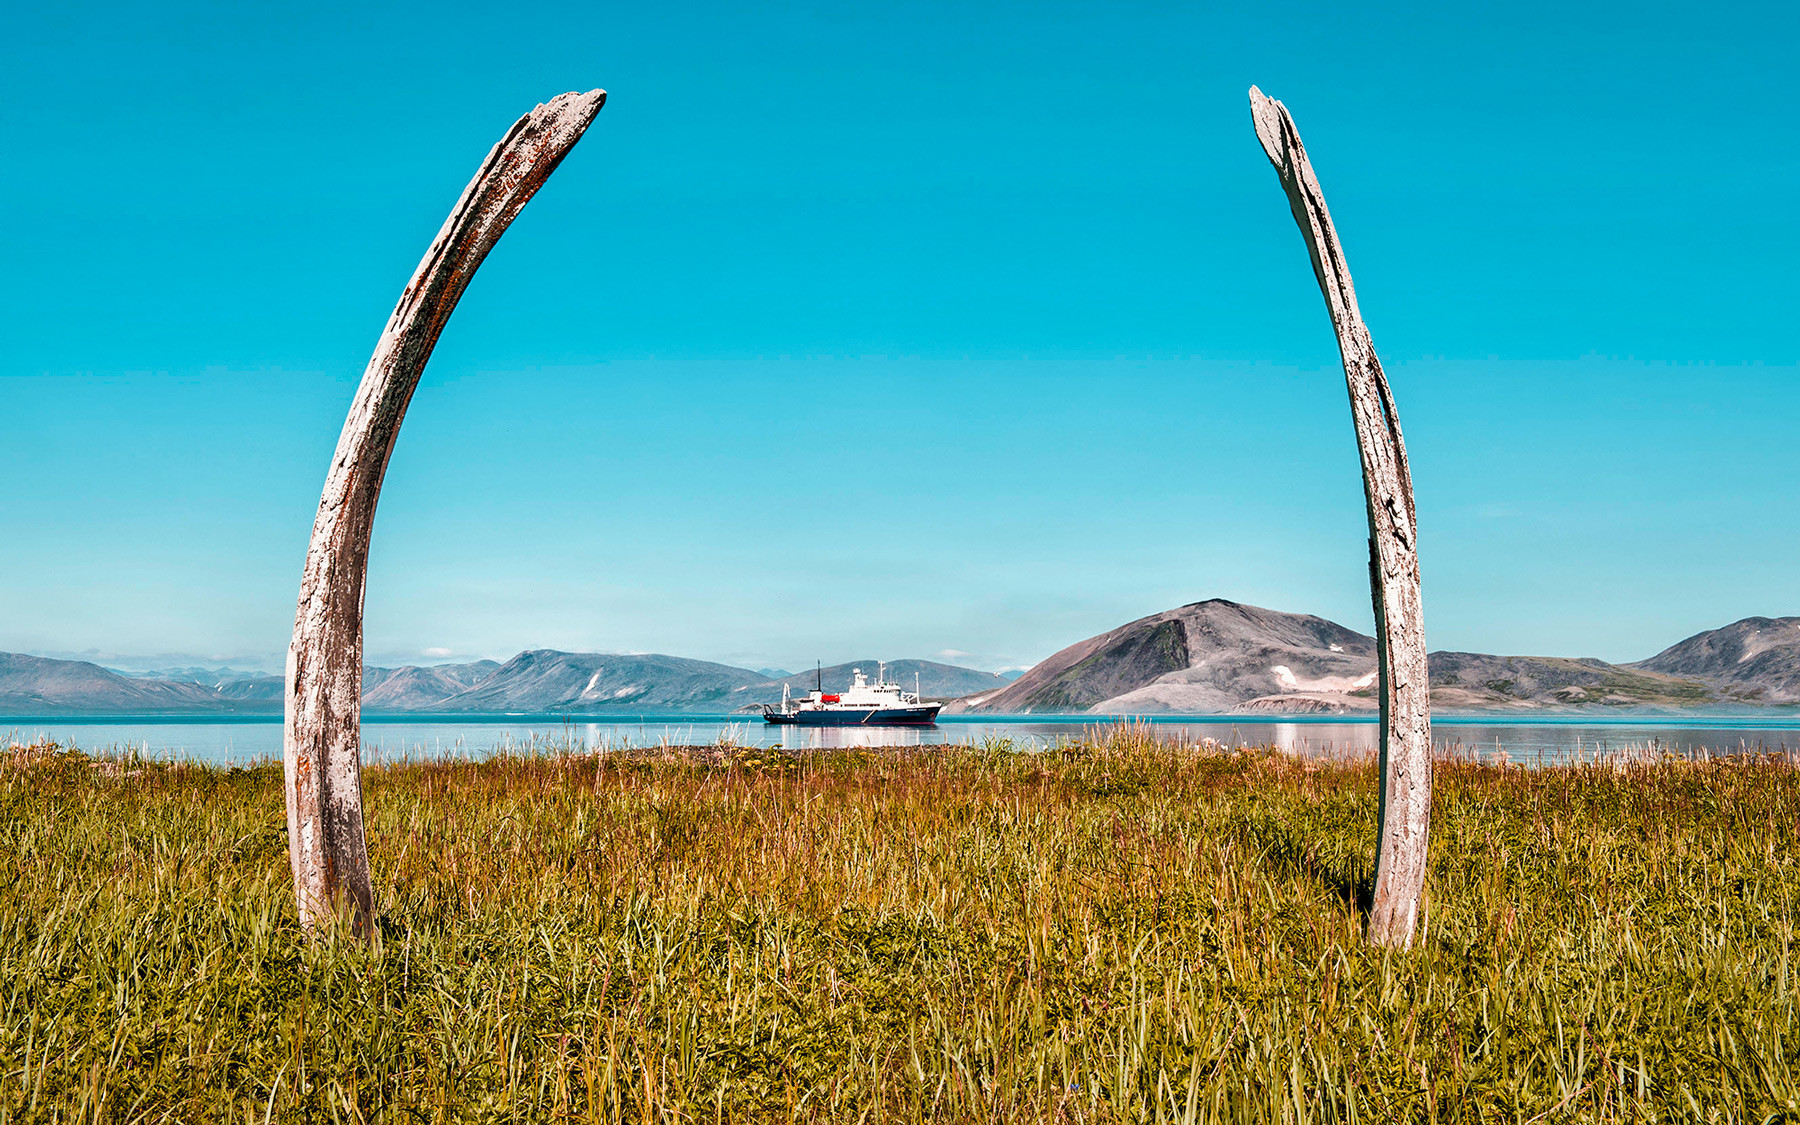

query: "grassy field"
left=4, top=731, right=1799, bottom=1123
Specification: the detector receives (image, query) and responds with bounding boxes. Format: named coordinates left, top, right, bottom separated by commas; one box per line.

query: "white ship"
left=762, top=663, right=942, bottom=726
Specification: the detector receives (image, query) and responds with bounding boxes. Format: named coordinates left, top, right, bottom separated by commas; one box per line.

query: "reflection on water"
left=766, top=725, right=941, bottom=752
left=4, top=713, right=1797, bottom=766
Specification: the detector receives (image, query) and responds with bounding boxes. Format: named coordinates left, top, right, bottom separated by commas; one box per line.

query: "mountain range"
left=948, top=601, right=1800, bottom=715
left=0, top=651, right=1011, bottom=717
left=3, top=604, right=1795, bottom=717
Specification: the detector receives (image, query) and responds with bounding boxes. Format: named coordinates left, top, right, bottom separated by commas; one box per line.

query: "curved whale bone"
left=1249, top=86, right=1432, bottom=948
left=283, top=90, right=606, bottom=936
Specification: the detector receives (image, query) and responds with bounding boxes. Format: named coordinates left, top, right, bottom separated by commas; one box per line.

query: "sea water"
left=5, top=713, right=1797, bottom=766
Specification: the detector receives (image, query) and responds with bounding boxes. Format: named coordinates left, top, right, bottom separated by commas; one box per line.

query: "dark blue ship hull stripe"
left=763, top=706, right=941, bottom=726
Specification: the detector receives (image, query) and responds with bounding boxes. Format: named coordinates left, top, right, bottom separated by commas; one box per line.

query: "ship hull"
left=763, top=704, right=941, bottom=726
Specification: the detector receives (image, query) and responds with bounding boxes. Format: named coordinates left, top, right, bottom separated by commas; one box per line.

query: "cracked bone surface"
left=283, top=90, right=606, bottom=936
left=1249, top=85, right=1433, bottom=948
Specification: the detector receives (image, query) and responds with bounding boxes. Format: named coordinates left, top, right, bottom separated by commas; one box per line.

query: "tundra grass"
left=3, top=733, right=1799, bottom=1123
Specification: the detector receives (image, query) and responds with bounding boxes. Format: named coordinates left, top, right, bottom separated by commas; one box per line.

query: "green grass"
left=4, top=731, right=1800, bottom=1122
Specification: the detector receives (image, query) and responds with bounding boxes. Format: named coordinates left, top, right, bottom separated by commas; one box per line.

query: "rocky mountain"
left=0, top=649, right=1020, bottom=716
left=8, top=611, right=1796, bottom=716
left=954, top=601, right=1379, bottom=714
left=1425, top=652, right=1712, bottom=710
left=0, top=653, right=266, bottom=714
left=421, top=651, right=768, bottom=713
left=363, top=661, right=502, bottom=711
left=951, top=600, right=1741, bottom=715
left=110, top=664, right=270, bottom=684
left=207, top=674, right=284, bottom=703
left=1630, top=617, right=1800, bottom=704
left=411, top=655, right=1011, bottom=713
left=100, top=663, right=284, bottom=703
left=738, top=660, right=1013, bottom=706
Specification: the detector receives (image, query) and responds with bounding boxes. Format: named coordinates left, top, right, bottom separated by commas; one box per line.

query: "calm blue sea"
left=5, top=713, right=1798, bottom=766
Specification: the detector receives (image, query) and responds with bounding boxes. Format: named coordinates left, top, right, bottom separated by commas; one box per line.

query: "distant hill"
left=109, top=664, right=272, bottom=684
left=9, top=612, right=1796, bottom=716
left=1630, top=617, right=1800, bottom=703
left=1426, top=652, right=1712, bottom=710
left=737, top=660, right=1012, bottom=706
left=423, top=651, right=767, bottom=713
left=0, top=653, right=266, bottom=714
left=110, top=665, right=287, bottom=704
left=0, top=649, right=1019, bottom=716
left=363, top=661, right=502, bottom=711
left=953, top=601, right=1378, bottom=714
left=209, top=674, right=284, bottom=703
left=365, top=655, right=1011, bottom=713
left=951, top=600, right=1738, bottom=715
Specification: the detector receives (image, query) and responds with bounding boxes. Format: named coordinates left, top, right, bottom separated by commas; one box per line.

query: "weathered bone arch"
left=1248, top=86, right=1433, bottom=947
left=283, top=90, right=605, bottom=934
left=282, top=85, right=1429, bottom=948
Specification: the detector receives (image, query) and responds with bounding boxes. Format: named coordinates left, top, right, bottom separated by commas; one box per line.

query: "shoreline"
left=4, top=707, right=1799, bottom=725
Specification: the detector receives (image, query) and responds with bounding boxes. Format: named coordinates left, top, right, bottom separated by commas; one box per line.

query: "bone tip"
left=1247, top=86, right=1285, bottom=155
left=541, top=89, right=608, bottom=118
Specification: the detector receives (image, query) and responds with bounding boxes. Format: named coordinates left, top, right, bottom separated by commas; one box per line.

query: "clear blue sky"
left=3, top=0, right=1795, bottom=674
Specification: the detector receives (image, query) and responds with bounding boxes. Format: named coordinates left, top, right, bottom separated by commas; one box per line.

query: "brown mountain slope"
left=0, top=653, right=238, bottom=714
left=432, top=651, right=768, bottom=712
left=951, top=600, right=1377, bottom=714
left=1426, top=652, right=1714, bottom=709
left=735, top=661, right=1011, bottom=706
left=363, top=661, right=503, bottom=711
left=1630, top=617, right=1800, bottom=703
